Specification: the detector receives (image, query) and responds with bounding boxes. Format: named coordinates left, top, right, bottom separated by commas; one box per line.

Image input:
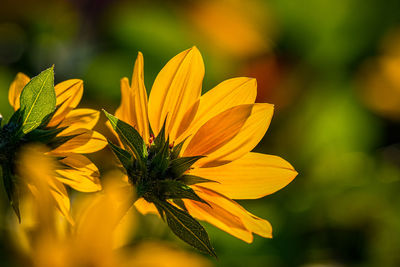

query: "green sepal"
left=6, top=108, right=24, bottom=134
left=153, top=199, right=217, bottom=257
left=172, top=199, right=188, bottom=212
left=25, top=127, right=67, bottom=143
left=153, top=117, right=167, bottom=149
left=103, top=110, right=147, bottom=160
left=169, top=156, right=204, bottom=178
left=19, top=66, right=56, bottom=134
left=149, top=137, right=170, bottom=177
left=178, top=174, right=218, bottom=186
left=1, top=165, right=20, bottom=222
left=47, top=132, right=82, bottom=150
left=158, top=180, right=209, bottom=205
left=107, top=140, right=134, bottom=172
left=170, top=137, right=188, bottom=160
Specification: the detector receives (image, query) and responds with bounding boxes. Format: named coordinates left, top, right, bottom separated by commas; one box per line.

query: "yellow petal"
left=186, top=186, right=272, bottom=242
left=178, top=77, right=257, bottom=146
left=148, top=47, right=204, bottom=141
left=55, top=154, right=102, bottom=192
left=183, top=104, right=252, bottom=156
left=130, top=52, right=150, bottom=141
left=184, top=103, right=273, bottom=167
left=51, top=129, right=107, bottom=154
left=134, top=198, right=159, bottom=215
left=48, top=178, right=73, bottom=223
left=184, top=198, right=253, bottom=243
left=190, top=152, right=297, bottom=199
left=58, top=108, right=100, bottom=133
left=115, top=53, right=150, bottom=141
left=8, top=72, right=30, bottom=110
left=47, top=79, right=83, bottom=127
left=115, top=77, right=132, bottom=124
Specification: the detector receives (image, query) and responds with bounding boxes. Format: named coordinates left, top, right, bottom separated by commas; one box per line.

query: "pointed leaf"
left=178, top=174, right=218, bottom=186
left=47, top=133, right=81, bottom=150
left=25, top=127, right=66, bottom=143
left=103, top=110, right=146, bottom=160
left=155, top=199, right=216, bottom=257
left=170, top=137, right=188, bottom=159
left=153, top=117, right=167, bottom=149
left=169, top=156, right=204, bottom=178
left=20, top=67, right=56, bottom=134
left=107, top=140, right=133, bottom=172
left=159, top=180, right=209, bottom=205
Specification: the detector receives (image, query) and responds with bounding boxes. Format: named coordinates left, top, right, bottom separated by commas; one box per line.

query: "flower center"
left=127, top=129, right=203, bottom=204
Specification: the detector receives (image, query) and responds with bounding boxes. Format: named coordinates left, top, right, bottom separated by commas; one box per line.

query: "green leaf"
left=103, top=110, right=147, bottom=160
left=169, top=156, right=204, bottom=178
left=172, top=199, right=188, bottom=212
left=153, top=117, right=167, bottom=149
left=149, top=137, right=170, bottom=177
left=178, top=175, right=218, bottom=186
left=154, top=199, right=216, bottom=257
left=159, top=180, right=209, bottom=205
left=1, top=165, right=20, bottom=222
left=19, top=67, right=56, bottom=134
left=170, top=137, right=188, bottom=160
left=107, top=140, right=133, bottom=172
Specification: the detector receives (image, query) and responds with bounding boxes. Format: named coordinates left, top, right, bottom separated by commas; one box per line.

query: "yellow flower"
left=6, top=72, right=107, bottom=221
left=111, top=47, right=297, bottom=244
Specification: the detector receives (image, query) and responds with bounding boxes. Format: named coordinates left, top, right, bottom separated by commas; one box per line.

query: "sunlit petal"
left=190, top=152, right=297, bottom=199
left=148, top=47, right=204, bottom=141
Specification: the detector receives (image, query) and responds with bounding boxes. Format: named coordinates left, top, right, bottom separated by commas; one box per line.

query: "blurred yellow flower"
left=7, top=73, right=107, bottom=221
left=358, top=28, right=400, bottom=120
left=111, top=47, right=297, bottom=244
left=11, top=148, right=211, bottom=267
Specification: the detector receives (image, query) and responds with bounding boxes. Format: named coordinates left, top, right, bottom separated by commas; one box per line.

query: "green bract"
left=104, top=110, right=217, bottom=257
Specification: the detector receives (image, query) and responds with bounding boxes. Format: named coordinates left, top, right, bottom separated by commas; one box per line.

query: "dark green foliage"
left=178, top=174, right=218, bottom=186
left=103, top=110, right=147, bottom=161
left=154, top=199, right=216, bottom=257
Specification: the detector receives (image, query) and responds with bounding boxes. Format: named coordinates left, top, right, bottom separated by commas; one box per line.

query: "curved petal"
left=130, top=52, right=150, bottom=141
left=51, top=129, right=107, bottom=154
left=190, top=152, right=297, bottom=199
left=115, top=53, right=150, bottom=142
left=48, top=178, right=73, bottom=223
left=148, top=47, right=204, bottom=141
left=184, top=103, right=274, bottom=167
left=134, top=198, right=159, bottom=215
left=184, top=198, right=252, bottom=243
left=115, top=77, right=132, bottom=124
left=8, top=72, right=30, bottom=110
left=47, top=79, right=83, bottom=127
left=185, top=186, right=272, bottom=242
left=55, top=154, right=102, bottom=192
left=58, top=108, right=100, bottom=133
left=178, top=77, right=257, bottom=146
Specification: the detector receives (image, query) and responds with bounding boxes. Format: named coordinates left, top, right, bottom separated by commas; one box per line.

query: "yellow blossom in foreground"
left=11, top=148, right=211, bottom=267
left=113, top=47, right=298, bottom=243
left=7, top=73, right=107, bottom=220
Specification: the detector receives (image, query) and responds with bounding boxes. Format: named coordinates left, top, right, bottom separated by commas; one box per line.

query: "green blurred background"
left=1, top=0, right=400, bottom=266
